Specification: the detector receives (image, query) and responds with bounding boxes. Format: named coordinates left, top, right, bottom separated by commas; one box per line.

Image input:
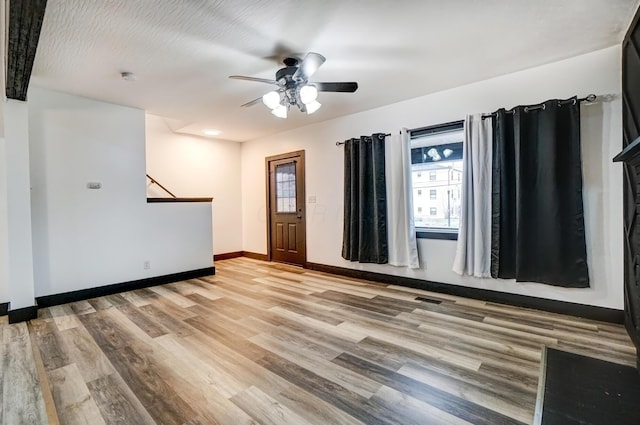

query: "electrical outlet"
left=143, top=260, right=151, bottom=270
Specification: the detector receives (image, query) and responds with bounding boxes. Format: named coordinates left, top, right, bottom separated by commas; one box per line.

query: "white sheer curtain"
left=386, top=129, right=420, bottom=269
left=453, top=114, right=493, bottom=277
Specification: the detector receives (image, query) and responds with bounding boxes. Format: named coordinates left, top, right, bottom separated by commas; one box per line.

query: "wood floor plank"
left=138, top=303, right=195, bottom=338
left=257, top=351, right=400, bottom=425
left=69, top=300, right=97, bottom=316
left=30, top=319, right=72, bottom=371
left=116, top=303, right=168, bottom=338
left=337, top=321, right=483, bottom=371
left=2, top=323, right=49, bottom=425
left=397, top=361, right=534, bottom=423
left=250, top=331, right=382, bottom=398
left=270, top=306, right=367, bottom=343
left=138, top=335, right=260, bottom=425
left=230, top=386, right=316, bottom=425
left=48, top=363, right=106, bottom=425
left=120, top=290, right=152, bottom=308
left=332, top=352, right=526, bottom=425
left=149, top=285, right=197, bottom=308
left=87, top=297, right=113, bottom=311
left=274, top=385, right=367, bottom=425
left=57, top=326, right=116, bottom=383
left=97, top=339, right=197, bottom=425
left=27, top=322, right=61, bottom=425
left=49, top=305, right=82, bottom=331
left=371, top=385, right=474, bottom=425
left=10, top=257, right=635, bottom=425
left=0, top=326, right=3, bottom=425
left=177, top=331, right=292, bottom=398
left=86, top=373, right=157, bottom=425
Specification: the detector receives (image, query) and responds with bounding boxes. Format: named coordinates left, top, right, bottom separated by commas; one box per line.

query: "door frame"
left=265, top=150, right=307, bottom=265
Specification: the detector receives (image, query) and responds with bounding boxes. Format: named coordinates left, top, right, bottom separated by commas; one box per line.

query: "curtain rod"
left=481, top=94, right=597, bottom=120
left=336, top=133, right=392, bottom=146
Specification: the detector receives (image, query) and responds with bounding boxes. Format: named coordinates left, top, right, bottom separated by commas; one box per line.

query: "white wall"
left=145, top=115, right=243, bottom=255
left=28, top=88, right=213, bottom=297
left=4, top=100, right=37, bottom=309
left=0, top=136, right=10, bottom=304
left=0, top=0, right=7, bottom=304
left=241, top=46, right=624, bottom=309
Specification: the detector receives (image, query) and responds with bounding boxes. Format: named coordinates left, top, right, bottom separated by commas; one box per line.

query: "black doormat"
left=535, top=347, right=640, bottom=424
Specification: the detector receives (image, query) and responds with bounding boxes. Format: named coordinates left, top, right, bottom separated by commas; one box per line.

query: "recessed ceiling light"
left=202, top=129, right=222, bottom=136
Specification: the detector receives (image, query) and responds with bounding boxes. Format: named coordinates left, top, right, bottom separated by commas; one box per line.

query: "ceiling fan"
left=229, top=52, right=358, bottom=118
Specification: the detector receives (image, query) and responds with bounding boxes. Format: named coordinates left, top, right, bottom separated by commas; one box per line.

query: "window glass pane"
left=275, top=162, right=296, bottom=213
left=410, top=123, right=464, bottom=232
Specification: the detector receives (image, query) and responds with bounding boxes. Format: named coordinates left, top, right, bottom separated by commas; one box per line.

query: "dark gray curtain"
left=7, top=0, right=48, bottom=100
left=342, top=133, right=388, bottom=263
left=491, top=97, right=589, bottom=287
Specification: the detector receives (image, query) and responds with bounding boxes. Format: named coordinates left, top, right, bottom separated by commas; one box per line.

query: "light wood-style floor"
left=1, top=257, right=636, bottom=425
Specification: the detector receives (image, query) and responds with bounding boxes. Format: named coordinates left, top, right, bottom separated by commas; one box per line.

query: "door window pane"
left=276, top=162, right=296, bottom=213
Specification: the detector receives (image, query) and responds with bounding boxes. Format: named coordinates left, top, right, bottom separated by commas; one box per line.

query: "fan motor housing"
left=276, top=65, right=299, bottom=83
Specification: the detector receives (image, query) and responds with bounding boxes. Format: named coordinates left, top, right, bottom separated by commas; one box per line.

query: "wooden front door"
left=266, top=151, right=306, bottom=266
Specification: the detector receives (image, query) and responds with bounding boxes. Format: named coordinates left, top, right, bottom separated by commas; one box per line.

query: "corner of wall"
left=0, top=135, right=9, bottom=303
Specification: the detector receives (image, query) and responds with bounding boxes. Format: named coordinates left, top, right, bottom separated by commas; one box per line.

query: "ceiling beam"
left=6, top=0, right=47, bottom=101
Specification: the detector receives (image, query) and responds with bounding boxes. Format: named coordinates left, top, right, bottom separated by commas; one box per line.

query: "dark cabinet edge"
left=613, top=136, right=640, bottom=162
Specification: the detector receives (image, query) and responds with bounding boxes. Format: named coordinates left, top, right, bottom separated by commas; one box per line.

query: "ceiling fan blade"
left=315, top=82, right=358, bottom=93
left=229, top=75, right=277, bottom=85
left=293, top=52, right=326, bottom=81
left=241, top=97, right=263, bottom=107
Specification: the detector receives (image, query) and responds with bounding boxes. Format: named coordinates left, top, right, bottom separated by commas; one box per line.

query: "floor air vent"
left=415, top=297, right=442, bottom=304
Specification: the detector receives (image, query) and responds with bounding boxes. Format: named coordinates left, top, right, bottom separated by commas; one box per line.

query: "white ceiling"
left=31, top=0, right=639, bottom=142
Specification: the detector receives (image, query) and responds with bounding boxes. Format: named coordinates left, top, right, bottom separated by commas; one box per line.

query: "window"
left=410, top=120, right=464, bottom=240
left=275, top=162, right=296, bottom=213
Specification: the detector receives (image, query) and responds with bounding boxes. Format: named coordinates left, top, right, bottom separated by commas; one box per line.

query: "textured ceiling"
left=31, top=0, right=639, bottom=142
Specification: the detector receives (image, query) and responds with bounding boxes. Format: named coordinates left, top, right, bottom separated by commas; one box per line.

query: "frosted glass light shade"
left=299, top=85, right=318, bottom=104
left=306, top=100, right=321, bottom=114
left=271, top=104, right=288, bottom=118
left=262, top=91, right=281, bottom=109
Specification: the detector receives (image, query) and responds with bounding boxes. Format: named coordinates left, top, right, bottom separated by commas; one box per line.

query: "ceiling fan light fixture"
left=272, top=104, right=288, bottom=118
left=306, top=100, right=321, bottom=115
left=299, top=85, right=318, bottom=105
left=262, top=91, right=281, bottom=109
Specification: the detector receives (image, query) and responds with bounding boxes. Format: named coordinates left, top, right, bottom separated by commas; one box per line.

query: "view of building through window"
left=410, top=122, right=464, bottom=233
left=412, top=161, right=462, bottom=229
